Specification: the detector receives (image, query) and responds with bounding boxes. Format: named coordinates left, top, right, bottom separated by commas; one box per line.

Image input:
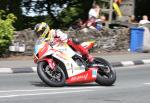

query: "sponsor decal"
left=59, top=48, right=67, bottom=52
left=66, top=69, right=97, bottom=84
left=74, top=66, right=84, bottom=70
left=70, top=73, right=88, bottom=82
left=92, top=64, right=104, bottom=67
left=56, top=53, right=68, bottom=60
left=92, top=70, right=97, bottom=77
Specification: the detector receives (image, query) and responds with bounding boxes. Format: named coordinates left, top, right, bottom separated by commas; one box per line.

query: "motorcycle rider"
left=34, top=22, right=94, bottom=63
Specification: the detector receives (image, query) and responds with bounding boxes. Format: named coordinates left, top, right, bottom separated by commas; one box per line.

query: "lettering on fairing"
left=70, top=73, right=88, bottom=81
left=59, top=48, right=67, bottom=52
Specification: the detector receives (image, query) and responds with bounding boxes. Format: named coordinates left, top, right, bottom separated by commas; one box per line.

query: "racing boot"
left=87, top=54, right=94, bottom=62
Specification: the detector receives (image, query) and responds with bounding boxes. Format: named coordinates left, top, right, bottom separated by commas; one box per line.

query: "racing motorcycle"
left=34, top=38, right=116, bottom=87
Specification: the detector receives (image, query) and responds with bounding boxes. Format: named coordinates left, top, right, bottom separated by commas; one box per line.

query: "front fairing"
left=34, top=38, right=51, bottom=63
left=34, top=38, right=45, bottom=55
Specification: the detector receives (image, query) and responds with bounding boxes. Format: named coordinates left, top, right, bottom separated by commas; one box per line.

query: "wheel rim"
left=97, top=64, right=113, bottom=79
left=43, top=65, right=63, bottom=83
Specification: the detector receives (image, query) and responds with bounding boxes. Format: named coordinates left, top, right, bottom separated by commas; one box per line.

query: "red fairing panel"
left=38, top=43, right=49, bottom=58
left=66, top=68, right=97, bottom=84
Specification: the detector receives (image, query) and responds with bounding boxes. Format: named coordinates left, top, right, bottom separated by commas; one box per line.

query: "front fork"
left=42, top=58, right=56, bottom=70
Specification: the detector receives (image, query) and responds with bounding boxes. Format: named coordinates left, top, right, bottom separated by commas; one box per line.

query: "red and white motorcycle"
left=34, top=39, right=116, bottom=87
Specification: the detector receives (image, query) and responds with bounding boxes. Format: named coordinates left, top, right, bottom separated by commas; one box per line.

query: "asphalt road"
left=0, top=64, right=150, bottom=103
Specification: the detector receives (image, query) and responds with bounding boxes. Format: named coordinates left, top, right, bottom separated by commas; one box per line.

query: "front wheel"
left=94, top=58, right=116, bottom=86
left=37, top=61, right=66, bottom=87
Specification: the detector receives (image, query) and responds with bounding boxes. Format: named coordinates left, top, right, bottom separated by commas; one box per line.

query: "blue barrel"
left=130, top=27, right=144, bottom=52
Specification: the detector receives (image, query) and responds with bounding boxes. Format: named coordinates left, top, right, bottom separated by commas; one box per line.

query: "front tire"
left=37, top=61, right=66, bottom=87
left=94, top=58, right=116, bottom=86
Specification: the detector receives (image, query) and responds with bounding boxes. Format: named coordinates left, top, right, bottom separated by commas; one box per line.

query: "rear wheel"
left=37, top=61, right=66, bottom=87
left=94, top=58, right=116, bottom=86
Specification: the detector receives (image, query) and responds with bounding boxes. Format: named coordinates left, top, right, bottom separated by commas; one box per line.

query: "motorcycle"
left=34, top=38, right=116, bottom=87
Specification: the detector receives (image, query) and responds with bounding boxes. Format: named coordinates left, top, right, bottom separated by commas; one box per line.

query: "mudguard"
left=41, top=58, right=56, bottom=70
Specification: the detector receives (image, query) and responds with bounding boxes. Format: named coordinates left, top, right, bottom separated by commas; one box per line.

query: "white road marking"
left=31, top=67, right=37, bottom=72
left=142, top=59, right=150, bottom=64
left=121, top=61, right=134, bottom=66
left=144, top=83, right=150, bottom=85
left=0, top=68, right=13, bottom=73
left=115, top=64, right=150, bottom=70
left=0, top=90, right=94, bottom=98
left=0, top=86, right=103, bottom=93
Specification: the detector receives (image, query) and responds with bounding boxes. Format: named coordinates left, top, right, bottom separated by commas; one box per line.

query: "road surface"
left=0, top=64, right=150, bottom=103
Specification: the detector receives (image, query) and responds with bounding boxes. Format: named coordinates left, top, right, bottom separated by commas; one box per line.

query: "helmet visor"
left=35, top=29, right=44, bottom=38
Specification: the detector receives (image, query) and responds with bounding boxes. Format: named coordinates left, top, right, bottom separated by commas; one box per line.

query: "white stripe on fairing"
left=31, top=67, right=37, bottom=72
left=0, top=68, right=13, bottom=73
left=0, top=90, right=94, bottom=98
left=121, top=61, right=134, bottom=66
left=142, top=59, right=150, bottom=64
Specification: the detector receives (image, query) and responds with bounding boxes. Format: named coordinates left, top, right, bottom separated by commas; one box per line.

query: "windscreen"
left=34, top=38, right=45, bottom=55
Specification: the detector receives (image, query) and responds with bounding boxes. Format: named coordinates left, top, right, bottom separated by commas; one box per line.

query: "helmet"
left=34, top=22, right=50, bottom=38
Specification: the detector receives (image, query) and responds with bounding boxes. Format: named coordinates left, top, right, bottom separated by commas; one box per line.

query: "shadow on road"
left=67, top=83, right=99, bottom=87
left=31, top=81, right=115, bottom=87
left=30, top=81, right=49, bottom=87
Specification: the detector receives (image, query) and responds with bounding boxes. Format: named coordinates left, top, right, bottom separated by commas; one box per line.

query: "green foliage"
left=58, top=0, right=93, bottom=28
left=0, top=0, right=94, bottom=29
left=59, top=7, right=82, bottom=26
left=21, top=0, right=93, bottom=29
left=0, top=10, right=17, bottom=56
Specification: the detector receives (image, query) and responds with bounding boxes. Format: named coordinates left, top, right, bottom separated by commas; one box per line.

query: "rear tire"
left=37, top=61, right=66, bottom=87
left=94, top=58, right=116, bottom=86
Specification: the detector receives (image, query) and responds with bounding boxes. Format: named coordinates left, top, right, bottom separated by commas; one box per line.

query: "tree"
left=0, top=10, right=17, bottom=56
left=0, top=0, right=97, bottom=30
left=22, top=0, right=94, bottom=29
